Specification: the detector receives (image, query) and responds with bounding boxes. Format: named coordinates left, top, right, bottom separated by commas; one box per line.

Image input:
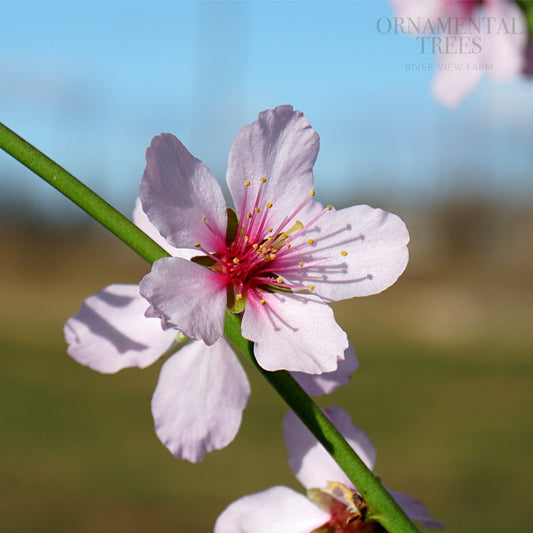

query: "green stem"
left=0, top=123, right=168, bottom=264
left=517, top=0, right=533, bottom=40
left=224, top=312, right=417, bottom=533
left=0, top=122, right=419, bottom=533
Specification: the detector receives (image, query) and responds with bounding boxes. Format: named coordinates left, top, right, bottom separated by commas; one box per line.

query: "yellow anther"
left=233, top=257, right=240, bottom=264
left=244, top=180, right=250, bottom=187
left=268, top=227, right=273, bottom=233
left=269, top=253, right=276, bottom=260
left=299, top=261, right=304, bottom=267
left=307, top=284, right=315, bottom=291
left=286, top=243, right=292, bottom=249
left=252, top=243, right=258, bottom=250
left=309, top=189, right=315, bottom=197
left=266, top=201, right=273, bottom=208
left=276, top=277, right=283, bottom=283
left=244, top=235, right=249, bottom=242
left=261, top=177, right=267, bottom=183
left=247, top=212, right=252, bottom=219
left=194, top=242, right=201, bottom=248
left=307, top=239, right=314, bottom=245
left=254, top=207, right=260, bottom=213
left=236, top=293, right=243, bottom=300
left=201, top=216, right=207, bottom=221
left=260, top=299, right=266, bottom=305
left=280, top=233, right=288, bottom=240
left=327, top=205, right=333, bottom=211
left=287, top=221, right=303, bottom=234
left=340, top=250, right=348, bottom=256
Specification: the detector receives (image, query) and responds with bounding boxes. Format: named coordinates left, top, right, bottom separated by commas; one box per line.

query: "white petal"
left=241, top=292, right=348, bottom=374
left=226, top=105, right=320, bottom=231
left=283, top=205, right=409, bottom=302
left=140, top=133, right=228, bottom=251
left=291, top=343, right=358, bottom=396
left=152, top=337, right=250, bottom=463
left=390, top=491, right=444, bottom=529
left=139, top=257, right=227, bottom=345
left=284, top=407, right=376, bottom=490
left=64, top=284, right=176, bottom=374
left=132, top=198, right=198, bottom=259
left=214, top=486, right=329, bottom=533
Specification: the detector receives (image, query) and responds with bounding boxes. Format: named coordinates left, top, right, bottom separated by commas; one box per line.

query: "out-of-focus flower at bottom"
left=215, top=407, right=443, bottom=532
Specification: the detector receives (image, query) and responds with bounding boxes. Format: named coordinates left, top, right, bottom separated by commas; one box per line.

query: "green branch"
left=0, top=121, right=419, bottom=533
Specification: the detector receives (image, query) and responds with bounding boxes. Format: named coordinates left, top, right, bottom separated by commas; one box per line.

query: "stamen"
left=233, top=257, right=240, bottom=264
left=266, top=201, right=273, bottom=208
left=201, top=216, right=228, bottom=247
left=299, top=261, right=304, bottom=267
left=261, top=177, right=267, bottom=183
left=307, top=284, right=315, bottom=291
left=307, top=239, right=314, bottom=245
left=194, top=243, right=201, bottom=248
left=260, top=299, right=266, bottom=305
left=327, top=205, right=332, bottom=210
left=340, top=250, right=347, bottom=256
left=247, top=212, right=252, bottom=219
left=254, top=207, right=260, bottom=213
left=309, top=189, right=315, bottom=197
left=276, top=277, right=283, bottom=283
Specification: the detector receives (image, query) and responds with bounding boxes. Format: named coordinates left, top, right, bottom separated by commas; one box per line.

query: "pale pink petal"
left=284, top=407, right=376, bottom=490
left=390, top=0, right=444, bottom=20
left=140, top=133, right=227, bottom=252
left=132, top=198, right=198, bottom=259
left=139, top=257, right=227, bottom=345
left=283, top=205, right=409, bottom=301
left=151, top=337, right=250, bottom=463
left=484, top=0, right=527, bottom=81
left=390, top=491, right=444, bottom=529
left=432, top=53, right=484, bottom=108
left=214, top=486, right=329, bottom=533
left=241, top=292, right=348, bottom=374
left=291, top=343, right=358, bottom=396
left=226, top=105, right=320, bottom=231
left=64, top=284, right=176, bottom=374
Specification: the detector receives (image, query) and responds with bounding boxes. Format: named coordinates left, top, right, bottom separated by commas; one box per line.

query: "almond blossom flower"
left=64, top=199, right=359, bottom=462
left=391, top=0, right=527, bottom=107
left=215, top=407, right=443, bottom=532
left=140, top=105, right=409, bottom=375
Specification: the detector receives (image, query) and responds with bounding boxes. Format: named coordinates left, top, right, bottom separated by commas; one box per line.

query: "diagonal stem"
left=0, top=121, right=419, bottom=533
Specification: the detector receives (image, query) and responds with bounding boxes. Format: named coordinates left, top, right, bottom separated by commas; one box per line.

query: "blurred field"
left=1, top=202, right=532, bottom=532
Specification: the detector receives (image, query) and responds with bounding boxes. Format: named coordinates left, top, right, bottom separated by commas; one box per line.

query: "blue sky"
left=1, top=0, right=532, bottom=221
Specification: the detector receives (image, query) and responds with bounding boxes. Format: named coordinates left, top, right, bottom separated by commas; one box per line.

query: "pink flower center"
left=311, top=483, right=385, bottom=533
left=193, top=178, right=347, bottom=309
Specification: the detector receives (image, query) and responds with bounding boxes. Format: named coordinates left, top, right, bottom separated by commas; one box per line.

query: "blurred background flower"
left=1, top=1, right=532, bottom=532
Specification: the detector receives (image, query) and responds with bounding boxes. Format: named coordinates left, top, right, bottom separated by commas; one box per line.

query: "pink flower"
left=215, top=407, right=443, bottom=532
left=392, top=0, right=528, bottom=107
left=65, top=200, right=359, bottom=462
left=139, top=105, right=409, bottom=375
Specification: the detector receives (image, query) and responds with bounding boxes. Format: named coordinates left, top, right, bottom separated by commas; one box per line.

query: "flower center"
left=193, top=178, right=348, bottom=312
left=309, top=483, right=385, bottom=533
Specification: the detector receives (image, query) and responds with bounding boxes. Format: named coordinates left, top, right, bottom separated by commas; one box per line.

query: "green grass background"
left=1, top=213, right=532, bottom=532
